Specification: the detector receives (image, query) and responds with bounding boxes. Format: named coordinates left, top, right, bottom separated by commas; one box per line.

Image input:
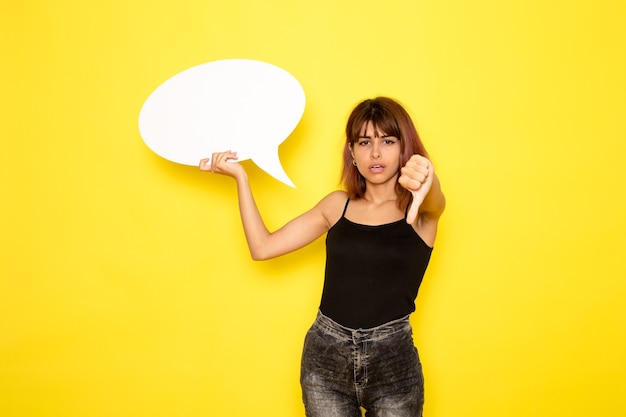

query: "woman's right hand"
left=199, top=151, right=245, bottom=180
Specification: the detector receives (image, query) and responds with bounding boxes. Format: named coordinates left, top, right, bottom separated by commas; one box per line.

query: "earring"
left=352, top=159, right=357, bottom=166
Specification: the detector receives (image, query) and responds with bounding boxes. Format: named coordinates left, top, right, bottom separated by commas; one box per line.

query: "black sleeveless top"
left=319, top=199, right=433, bottom=329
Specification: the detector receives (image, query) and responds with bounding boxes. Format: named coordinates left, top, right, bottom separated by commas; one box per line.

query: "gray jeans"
left=301, top=311, right=424, bottom=417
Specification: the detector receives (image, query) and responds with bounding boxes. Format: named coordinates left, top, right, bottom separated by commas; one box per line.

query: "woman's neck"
left=362, top=181, right=398, bottom=205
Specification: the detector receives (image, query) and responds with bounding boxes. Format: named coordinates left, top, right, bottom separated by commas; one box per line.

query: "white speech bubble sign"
left=138, top=59, right=306, bottom=187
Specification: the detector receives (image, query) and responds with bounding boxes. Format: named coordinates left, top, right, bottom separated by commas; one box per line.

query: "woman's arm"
left=200, top=151, right=337, bottom=260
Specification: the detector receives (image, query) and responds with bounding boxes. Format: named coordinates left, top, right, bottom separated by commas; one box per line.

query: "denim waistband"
left=313, top=310, right=411, bottom=343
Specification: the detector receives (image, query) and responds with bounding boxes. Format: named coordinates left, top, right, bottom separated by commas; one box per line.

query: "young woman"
left=200, top=97, right=445, bottom=417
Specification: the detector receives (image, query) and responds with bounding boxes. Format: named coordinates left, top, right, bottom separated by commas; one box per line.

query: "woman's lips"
left=369, top=164, right=385, bottom=172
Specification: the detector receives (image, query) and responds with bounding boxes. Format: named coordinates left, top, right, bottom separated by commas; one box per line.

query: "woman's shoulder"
left=318, top=190, right=348, bottom=207
left=315, top=190, right=348, bottom=228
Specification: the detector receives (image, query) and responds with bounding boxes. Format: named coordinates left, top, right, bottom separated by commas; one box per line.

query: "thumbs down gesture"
left=399, top=154, right=436, bottom=225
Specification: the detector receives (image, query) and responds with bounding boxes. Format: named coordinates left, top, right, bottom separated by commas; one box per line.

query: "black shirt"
left=319, top=199, right=433, bottom=329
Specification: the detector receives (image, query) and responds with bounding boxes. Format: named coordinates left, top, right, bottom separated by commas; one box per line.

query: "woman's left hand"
left=398, top=154, right=434, bottom=224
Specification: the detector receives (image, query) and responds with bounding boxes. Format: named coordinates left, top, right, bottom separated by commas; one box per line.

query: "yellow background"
left=2, top=1, right=625, bottom=416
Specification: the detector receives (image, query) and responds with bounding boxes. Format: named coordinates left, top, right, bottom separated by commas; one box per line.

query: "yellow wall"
left=2, top=1, right=625, bottom=416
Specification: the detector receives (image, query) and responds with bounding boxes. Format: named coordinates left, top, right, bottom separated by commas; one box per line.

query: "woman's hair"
left=341, top=97, right=429, bottom=210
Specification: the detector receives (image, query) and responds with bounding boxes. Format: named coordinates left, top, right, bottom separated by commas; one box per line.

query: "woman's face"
left=351, top=121, right=402, bottom=186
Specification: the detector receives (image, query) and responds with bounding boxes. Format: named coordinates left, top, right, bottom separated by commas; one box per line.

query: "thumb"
left=406, top=193, right=423, bottom=224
